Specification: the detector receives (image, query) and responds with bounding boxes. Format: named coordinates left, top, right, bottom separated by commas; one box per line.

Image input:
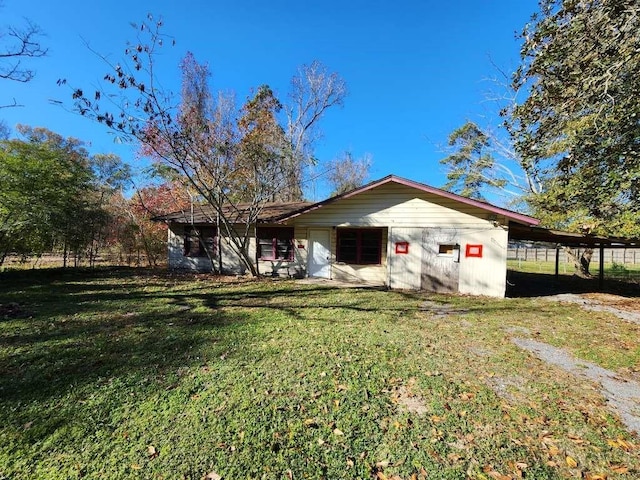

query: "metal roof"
left=153, top=201, right=312, bottom=224
left=509, top=223, right=640, bottom=248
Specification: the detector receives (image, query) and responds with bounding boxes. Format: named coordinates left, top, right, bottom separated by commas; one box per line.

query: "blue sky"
left=1, top=0, right=539, bottom=200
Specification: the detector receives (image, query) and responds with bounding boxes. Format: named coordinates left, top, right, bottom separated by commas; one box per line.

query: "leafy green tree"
left=0, top=126, right=124, bottom=266
left=508, top=0, right=640, bottom=237
left=440, top=122, right=507, bottom=201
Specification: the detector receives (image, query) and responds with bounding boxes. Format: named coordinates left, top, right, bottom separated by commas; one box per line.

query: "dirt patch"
left=391, top=378, right=429, bottom=415
left=513, top=338, right=640, bottom=435
left=420, top=300, right=469, bottom=318
left=485, top=375, right=529, bottom=404
left=540, top=293, right=640, bottom=325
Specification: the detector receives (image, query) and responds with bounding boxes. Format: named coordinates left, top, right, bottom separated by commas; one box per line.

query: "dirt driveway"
left=514, top=292, right=640, bottom=435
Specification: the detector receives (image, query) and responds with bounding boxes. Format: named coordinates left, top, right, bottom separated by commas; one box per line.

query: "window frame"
left=257, top=227, right=295, bottom=261
left=336, top=228, right=383, bottom=265
left=183, top=226, right=217, bottom=258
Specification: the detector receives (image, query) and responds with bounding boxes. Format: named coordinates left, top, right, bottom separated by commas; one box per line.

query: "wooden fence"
left=507, top=247, right=640, bottom=264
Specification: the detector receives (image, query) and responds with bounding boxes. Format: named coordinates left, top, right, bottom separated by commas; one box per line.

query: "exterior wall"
left=167, top=224, right=215, bottom=272
left=457, top=227, right=509, bottom=297
left=293, top=182, right=509, bottom=296
left=167, top=223, right=307, bottom=277
left=330, top=227, right=388, bottom=285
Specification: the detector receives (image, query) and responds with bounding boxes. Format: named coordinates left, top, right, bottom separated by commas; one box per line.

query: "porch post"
left=555, top=245, right=560, bottom=280
left=598, top=245, right=605, bottom=290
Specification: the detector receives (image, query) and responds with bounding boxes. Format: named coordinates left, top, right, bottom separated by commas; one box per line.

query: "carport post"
left=555, top=246, right=560, bottom=279
left=599, top=245, right=605, bottom=290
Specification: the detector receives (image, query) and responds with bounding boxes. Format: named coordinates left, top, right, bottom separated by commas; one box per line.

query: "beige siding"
left=167, top=223, right=306, bottom=277
left=458, top=228, right=509, bottom=297
left=293, top=183, right=504, bottom=228
left=329, top=227, right=388, bottom=285
left=167, top=224, right=216, bottom=272
left=388, top=227, right=423, bottom=289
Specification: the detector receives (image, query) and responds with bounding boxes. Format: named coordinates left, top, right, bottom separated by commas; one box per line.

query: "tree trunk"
left=564, top=247, right=593, bottom=278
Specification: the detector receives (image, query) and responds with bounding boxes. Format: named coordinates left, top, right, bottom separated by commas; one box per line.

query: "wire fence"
left=507, top=247, right=640, bottom=283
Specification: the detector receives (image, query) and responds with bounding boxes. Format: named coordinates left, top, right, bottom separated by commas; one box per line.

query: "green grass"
left=1, top=268, right=639, bottom=479
left=508, top=259, right=640, bottom=279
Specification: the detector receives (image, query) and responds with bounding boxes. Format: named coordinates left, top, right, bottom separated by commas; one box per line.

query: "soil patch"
left=513, top=338, right=640, bottom=435
left=540, top=293, right=640, bottom=325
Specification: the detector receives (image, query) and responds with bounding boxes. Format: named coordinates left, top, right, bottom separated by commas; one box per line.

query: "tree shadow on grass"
left=0, top=269, right=258, bottom=406
left=507, top=270, right=640, bottom=298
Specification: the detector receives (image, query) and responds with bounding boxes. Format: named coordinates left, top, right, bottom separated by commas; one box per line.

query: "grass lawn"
left=1, top=268, right=639, bottom=479
left=507, top=259, right=640, bottom=280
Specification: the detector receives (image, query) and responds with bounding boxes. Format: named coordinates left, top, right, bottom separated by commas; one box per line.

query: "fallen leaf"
left=131, top=464, right=141, bottom=470
left=584, top=473, right=608, bottom=480
left=611, top=464, right=628, bottom=474
left=547, top=445, right=560, bottom=456
left=565, top=456, right=578, bottom=468
left=204, top=472, right=222, bottom=480
left=333, top=428, right=344, bottom=436
left=375, top=460, right=390, bottom=468
left=147, top=445, right=158, bottom=459
left=376, top=472, right=388, bottom=480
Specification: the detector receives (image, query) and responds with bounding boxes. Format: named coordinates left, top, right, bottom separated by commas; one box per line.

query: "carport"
left=509, top=223, right=640, bottom=290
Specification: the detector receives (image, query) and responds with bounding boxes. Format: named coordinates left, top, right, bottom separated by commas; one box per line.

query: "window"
left=257, top=227, right=294, bottom=261
left=438, top=244, right=456, bottom=256
left=184, top=226, right=216, bottom=257
left=336, top=228, right=382, bottom=265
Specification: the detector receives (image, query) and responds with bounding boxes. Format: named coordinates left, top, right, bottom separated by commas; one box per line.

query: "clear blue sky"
left=1, top=0, right=539, bottom=200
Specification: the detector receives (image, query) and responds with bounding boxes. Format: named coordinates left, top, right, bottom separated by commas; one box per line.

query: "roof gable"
left=277, top=175, right=540, bottom=226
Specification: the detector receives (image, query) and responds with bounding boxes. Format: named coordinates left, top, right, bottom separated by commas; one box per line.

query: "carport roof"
left=509, top=223, right=640, bottom=248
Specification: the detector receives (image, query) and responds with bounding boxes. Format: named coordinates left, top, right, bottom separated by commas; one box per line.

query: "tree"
left=0, top=125, right=122, bottom=266
left=508, top=0, right=640, bottom=237
left=326, top=151, right=371, bottom=196
left=62, top=16, right=346, bottom=276
left=439, top=122, right=506, bottom=201
left=0, top=120, right=8, bottom=139
left=0, top=2, right=47, bottom=108
left=284, top=61, right=347, bottom=201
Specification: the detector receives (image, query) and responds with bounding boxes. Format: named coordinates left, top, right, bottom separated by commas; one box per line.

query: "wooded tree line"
left=1, top=11, right=368, bottom=271
left=441, top=0, right=640, bottom=239
left=0, top=125, right=192, bottom=267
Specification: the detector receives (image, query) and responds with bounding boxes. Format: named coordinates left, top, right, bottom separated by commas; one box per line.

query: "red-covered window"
left=336, top=228, right=382, bottom=265
left=257, top=227, right=294, bottom=261
left=184, top=226, right=216, bottom=257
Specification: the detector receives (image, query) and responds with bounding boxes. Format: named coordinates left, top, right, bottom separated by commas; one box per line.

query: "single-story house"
left=155, top=175, right=540, bottom=297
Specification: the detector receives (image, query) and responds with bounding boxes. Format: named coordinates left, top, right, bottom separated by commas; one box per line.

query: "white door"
left=308, top=229, right=331, bottom=278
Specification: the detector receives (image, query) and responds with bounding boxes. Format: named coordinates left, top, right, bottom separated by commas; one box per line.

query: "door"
left=308, top=229, right=331, bottom=278
left=421, top=228, right=460, bottom=293
left=389, top=228, right=423, bottom=289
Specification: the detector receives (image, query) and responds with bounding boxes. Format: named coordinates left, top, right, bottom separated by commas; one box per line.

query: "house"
left=155, top=175, right=540, bottom=297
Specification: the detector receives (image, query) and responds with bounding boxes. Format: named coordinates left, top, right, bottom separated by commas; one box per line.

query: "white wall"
left=458, top=227, right=509, bottom=297
left=167, top=223, right=307, bottom=277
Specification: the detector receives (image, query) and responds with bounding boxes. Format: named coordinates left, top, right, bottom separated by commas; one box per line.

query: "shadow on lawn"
left=0, top=268, right=421, bottom=406
left=507, top=270, right=640, bottom=298
left=0, top=268, right=258, bottom=404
